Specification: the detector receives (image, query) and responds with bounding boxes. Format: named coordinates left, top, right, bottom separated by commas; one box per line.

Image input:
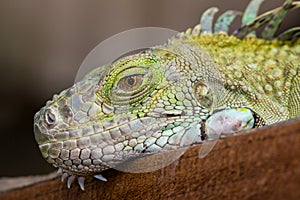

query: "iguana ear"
left=193, top=81, right=213, bottom=109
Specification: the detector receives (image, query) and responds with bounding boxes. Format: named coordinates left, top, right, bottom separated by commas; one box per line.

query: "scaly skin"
left=34, top=0, right=300, bottom=189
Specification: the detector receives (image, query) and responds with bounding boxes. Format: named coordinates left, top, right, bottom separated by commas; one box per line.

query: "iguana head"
left=34, top=36, right=258, bottom=176
left=34, top=38, right=233, bottom=174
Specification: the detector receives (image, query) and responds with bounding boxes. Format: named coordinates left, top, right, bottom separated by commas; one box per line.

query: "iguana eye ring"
left=117, top=74, right=143, bottom=91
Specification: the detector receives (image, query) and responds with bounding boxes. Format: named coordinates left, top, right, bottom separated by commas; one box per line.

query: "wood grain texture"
left=1, top=118, right=300, bottom=200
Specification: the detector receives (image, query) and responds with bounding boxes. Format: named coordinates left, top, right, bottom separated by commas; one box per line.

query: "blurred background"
left=0, top=0, right=299, bottom=176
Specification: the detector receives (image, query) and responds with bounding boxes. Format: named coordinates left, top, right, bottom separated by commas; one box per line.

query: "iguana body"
left=34, top=0, right=300, bottom=190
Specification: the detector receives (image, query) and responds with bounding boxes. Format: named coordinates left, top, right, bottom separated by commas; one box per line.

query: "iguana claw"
left=94, top=174, right=108, bottom=182
left=59, top=169, right=107, bottom=190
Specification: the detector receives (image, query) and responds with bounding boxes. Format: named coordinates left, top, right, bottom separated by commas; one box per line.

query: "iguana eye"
left=117, top=74, right=143, bottom=91
left=100, top=57, right=164, bottom=106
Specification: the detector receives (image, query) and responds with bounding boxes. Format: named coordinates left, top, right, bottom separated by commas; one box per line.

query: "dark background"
left=0, top=0, right=299, bottom=176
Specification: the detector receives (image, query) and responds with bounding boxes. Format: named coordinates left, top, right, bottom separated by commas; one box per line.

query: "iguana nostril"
left=44, top=109, right=56, bottom=126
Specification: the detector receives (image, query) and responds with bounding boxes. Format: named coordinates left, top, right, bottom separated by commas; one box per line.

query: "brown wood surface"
left=1, top=118, right=300, bottom=200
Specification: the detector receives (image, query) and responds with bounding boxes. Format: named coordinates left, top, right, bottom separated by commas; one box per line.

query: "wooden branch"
left=1, top=118, right=300, bottom=200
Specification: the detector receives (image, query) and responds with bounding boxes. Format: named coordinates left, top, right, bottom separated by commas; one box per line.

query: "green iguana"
left=34, top=0, right=300, bottom=190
